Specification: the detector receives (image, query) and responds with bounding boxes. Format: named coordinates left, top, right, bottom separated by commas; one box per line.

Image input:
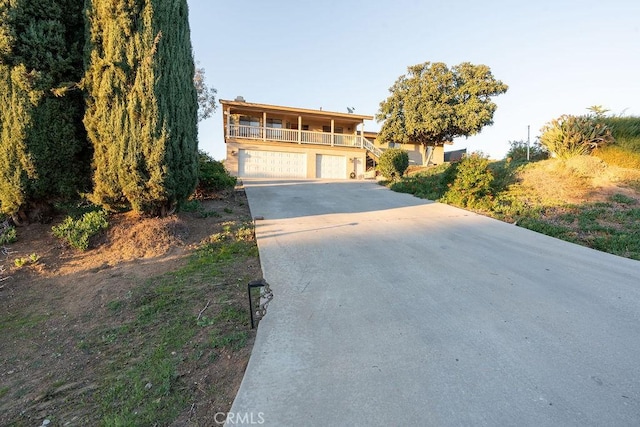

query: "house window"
left=239, top=116, right=260, bottom=127
left=266, top=118, right=282, bottom=128
left=266, top=118, right=283, bottom=140
left=239, top=115, right=260, bottom=138
left=322, top=125, right=343, bottom=133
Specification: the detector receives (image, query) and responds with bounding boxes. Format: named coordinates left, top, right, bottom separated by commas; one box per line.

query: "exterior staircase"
left=362, top=137, right=382, bottom=172
left=362, top=137, right=383, bottom=158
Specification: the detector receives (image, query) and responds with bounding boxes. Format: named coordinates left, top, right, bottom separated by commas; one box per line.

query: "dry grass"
left=513, top=157, right=640, bottom=206
left=104, top=213, right=190, bottom=259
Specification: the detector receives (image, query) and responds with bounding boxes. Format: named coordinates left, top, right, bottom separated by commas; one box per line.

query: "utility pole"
left=527, top=125, right=530, bottom=161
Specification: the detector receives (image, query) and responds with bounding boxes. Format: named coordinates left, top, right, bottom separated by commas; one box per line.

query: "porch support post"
left=262, top=112, right=267, bottom=141
left=361, top=122, right=364, bottom=148
left=298, top=116, right=302, bottom=144
left=331, top=119, right=335, bottom=146
left=226, top=106, right=231, bottom=138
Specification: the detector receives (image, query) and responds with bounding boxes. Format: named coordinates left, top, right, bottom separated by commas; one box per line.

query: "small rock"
left=145, top=382, right=152, bottom=390
left=41, top=420, right=51, bottom=427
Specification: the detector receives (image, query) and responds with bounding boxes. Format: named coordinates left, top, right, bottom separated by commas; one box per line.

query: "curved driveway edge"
left=229, top=179, right=640, bottom=426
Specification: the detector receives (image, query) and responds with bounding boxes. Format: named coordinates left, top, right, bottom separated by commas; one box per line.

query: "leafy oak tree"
left=83, top=0, right=199, bottom=216
left=0, top=0, right=89, bottom=223
left=376, top=62, right=508, bottom=164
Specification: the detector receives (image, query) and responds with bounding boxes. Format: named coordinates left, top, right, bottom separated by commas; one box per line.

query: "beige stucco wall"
left=403, top=144, right=423, bottom=165
left=224, top=140, right=368, bottom=179
left=432, top=146, right=444, bottom=165
left=405, top=145, right=445, bottom=165
left=371, top=138, right=445, bottom=166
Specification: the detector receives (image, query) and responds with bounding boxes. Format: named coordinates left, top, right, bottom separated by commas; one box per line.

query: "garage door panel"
left=316, top=154, right=346, bottom=179
left=239, top=150, right=307, bottom=178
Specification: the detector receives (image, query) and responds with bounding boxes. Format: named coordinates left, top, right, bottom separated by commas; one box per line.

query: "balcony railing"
left=227, top=125, right=377, bottom=153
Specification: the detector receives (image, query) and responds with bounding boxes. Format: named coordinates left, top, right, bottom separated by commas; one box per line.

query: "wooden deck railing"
left=227, top=125, right=381, bottom=157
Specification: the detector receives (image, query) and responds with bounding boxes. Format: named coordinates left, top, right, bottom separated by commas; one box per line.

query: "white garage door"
left=316, top=154, right=346, bottom=179
left=239, top=150, right=307, bottom=178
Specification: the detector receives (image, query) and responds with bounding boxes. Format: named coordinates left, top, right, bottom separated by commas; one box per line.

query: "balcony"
left=226, top=125, right=383, bottom=157
left=227, top=124, right=365, bottom=147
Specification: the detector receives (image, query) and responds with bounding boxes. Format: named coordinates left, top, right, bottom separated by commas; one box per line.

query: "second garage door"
left=316, top=154, right=346, bottom=179
left=238, top=150, right=307, bottom=178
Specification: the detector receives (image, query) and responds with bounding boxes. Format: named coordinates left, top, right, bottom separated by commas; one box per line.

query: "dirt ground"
left=0, top=188, right=262, bottom=426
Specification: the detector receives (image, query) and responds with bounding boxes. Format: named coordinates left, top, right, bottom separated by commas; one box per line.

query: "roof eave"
left=219, top=99, right=373, bottom=121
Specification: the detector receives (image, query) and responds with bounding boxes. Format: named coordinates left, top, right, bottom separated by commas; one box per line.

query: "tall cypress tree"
left=83, top=0, right=199, bottom=215
left=0, top=0, right=90, bottom=223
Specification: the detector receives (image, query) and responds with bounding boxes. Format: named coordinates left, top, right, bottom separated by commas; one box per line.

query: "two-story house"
left=221, top=98, right=382, bottom=179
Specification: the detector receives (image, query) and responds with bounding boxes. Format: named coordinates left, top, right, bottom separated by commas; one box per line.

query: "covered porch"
left=221, top=98, right=380, bottom=155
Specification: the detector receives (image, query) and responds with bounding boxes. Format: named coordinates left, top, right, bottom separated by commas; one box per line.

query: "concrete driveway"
left=229, top=179, right=640, bottom=426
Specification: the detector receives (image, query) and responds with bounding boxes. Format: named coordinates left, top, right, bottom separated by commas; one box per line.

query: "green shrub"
left=377, top=148, right=409, bottom=181
left=488, top=160, right=521, bottom=194
left=195, top=151, right=237, bottom=196
left=441, top=152, right=494, bottom=208
left=540, top=115, right=614, bottom=159
left=604, top=116, right=640, bottom=151
left=390, top=163, right=452, bottom=200
left=52, top=210, right=109, bottom=251
left=0, top=222, right=17, bottom=245
left=505, top=140, right=549, bottom=162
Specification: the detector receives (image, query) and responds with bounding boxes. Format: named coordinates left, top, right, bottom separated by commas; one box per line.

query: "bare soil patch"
left=0, top=188, right=262, bottom=426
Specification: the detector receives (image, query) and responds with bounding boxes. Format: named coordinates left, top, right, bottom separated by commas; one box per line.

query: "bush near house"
left=377, top=148, right=409, bottom=181
left=392, top=152, right=514, bottom=209
left=440, top=153, right=495, bottom=209
left=194, top=151, right=237, bottom=197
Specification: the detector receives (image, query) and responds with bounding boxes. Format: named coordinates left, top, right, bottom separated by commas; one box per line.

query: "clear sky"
left=187, top=0, right=640, bottom=161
